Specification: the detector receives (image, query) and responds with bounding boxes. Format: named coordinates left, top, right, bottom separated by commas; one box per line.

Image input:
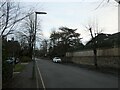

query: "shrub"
left=2, top=61, right=13, bottom=84
left=20, top=56, right=32, bottom=62
left=14, top=63, right=26, bottom=72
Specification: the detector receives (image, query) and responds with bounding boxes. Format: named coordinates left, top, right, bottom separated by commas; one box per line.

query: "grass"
left=14, top=63, right=26, bottom=72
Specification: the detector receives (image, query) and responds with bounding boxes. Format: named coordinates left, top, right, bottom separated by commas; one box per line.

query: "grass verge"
left=14, top=63, right=26, bottom=72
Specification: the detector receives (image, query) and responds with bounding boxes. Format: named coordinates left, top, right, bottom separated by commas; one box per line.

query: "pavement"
left=2, top=61, right=43, bottom=89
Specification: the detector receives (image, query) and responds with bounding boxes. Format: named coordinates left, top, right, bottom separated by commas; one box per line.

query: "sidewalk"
left=3, top=61, right=41, bottom=89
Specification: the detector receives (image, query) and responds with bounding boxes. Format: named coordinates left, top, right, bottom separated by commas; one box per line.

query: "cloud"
left=36, top=1, right=118, bottom=44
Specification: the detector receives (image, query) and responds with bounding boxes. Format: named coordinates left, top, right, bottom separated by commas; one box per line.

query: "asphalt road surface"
left=35, top=58, right=118, bottom=88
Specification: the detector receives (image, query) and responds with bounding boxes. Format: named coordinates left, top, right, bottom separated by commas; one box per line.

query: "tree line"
left=38, top=26, right=120, bottom=67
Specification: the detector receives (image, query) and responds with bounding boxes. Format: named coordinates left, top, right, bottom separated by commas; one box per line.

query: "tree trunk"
left=93, top=49, right=98, bottom=68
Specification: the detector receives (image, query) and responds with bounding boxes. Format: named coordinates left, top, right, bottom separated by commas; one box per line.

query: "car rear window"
left=55, top=57, right=60, bottom=59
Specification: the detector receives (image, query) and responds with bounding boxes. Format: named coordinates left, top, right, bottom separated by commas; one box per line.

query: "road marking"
left=36, top=60, right=46, bottom=90
left=21, top=63, right=28, bottom=65
left=35, top=65, right=39, bottom=89
left=13, top=72, right=20, bottom=74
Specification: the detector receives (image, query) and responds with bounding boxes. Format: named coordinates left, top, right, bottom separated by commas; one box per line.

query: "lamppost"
left=32, top=11, right=47, bottom=79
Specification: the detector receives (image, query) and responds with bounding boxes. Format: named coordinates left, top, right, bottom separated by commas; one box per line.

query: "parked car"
left=53, top=57, right=62, bottom=63
left=6, top=57, right=15, bottom=64
left=6, top=57, right=19, bottom=64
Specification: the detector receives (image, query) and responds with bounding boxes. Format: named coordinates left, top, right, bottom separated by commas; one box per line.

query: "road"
left=35, top=58, right=118, bottom=88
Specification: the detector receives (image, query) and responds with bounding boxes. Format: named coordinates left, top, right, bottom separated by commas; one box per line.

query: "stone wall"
left=66, top=48, right=120, bottom=68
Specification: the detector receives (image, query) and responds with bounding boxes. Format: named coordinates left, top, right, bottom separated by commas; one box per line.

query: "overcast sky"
left=41, top=1, right=118, bottom=44
left=12, top=0, right=118, bottom=45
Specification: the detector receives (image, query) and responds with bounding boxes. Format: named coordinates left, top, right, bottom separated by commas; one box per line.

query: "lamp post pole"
left=32, top=11, right=47, bottom=79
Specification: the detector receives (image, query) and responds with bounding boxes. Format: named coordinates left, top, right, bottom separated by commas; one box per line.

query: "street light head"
left=35, top=12, right=47, bottom=14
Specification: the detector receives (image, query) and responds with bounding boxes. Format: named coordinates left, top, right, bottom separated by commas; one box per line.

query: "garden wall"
left=66, top=48, right=120, bottom=68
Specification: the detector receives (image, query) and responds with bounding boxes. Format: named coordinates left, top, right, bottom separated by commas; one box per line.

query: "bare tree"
left=113, top=0, right=120, bottom=4
left=95, top=0, right=119, bottom=10
left=0, top=0, right=34, bottom=37
left=40, top=39, right=49, bottom=57
left=17, top=13, right=42, bottom=59
left=85, top=21, right=103, bottom=68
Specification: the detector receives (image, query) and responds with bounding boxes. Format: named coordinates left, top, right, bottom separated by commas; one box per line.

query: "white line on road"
left=36, top=60, right=46, bottom=90
left=35, top=64, right=39, bottom=89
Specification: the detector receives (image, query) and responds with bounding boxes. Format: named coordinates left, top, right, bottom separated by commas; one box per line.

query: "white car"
left=53, top=57, right=62, bottom=63
left=6, top=57, right=15, bottom=64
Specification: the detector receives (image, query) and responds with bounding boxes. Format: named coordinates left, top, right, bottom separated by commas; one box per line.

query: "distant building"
left=85, top=32, right=120, bottom=49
